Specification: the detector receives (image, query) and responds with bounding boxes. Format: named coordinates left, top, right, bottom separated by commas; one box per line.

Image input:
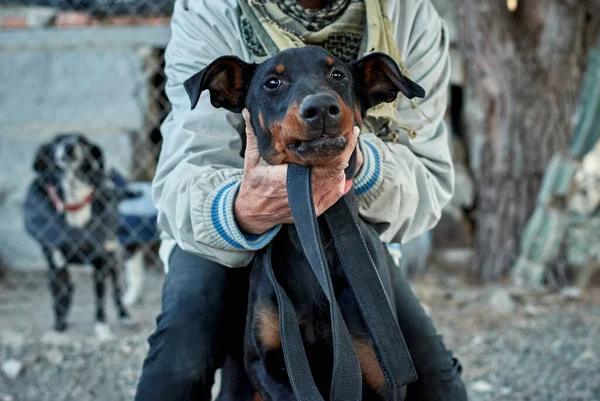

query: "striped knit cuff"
left=354, top=137, right=383, bottom=196
left=209, top=178, right=280, bottom=250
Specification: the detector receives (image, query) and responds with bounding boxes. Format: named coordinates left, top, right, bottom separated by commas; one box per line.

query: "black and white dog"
left=24, top=133, right=136, bottom=334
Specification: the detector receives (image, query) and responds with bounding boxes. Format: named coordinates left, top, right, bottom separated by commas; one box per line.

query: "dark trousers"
left=135, top=245, right=468, bottom=401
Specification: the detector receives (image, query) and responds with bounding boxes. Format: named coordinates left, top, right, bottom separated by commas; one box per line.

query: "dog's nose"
left=299, top=94, right=341, bottom=127
left=64, top=143, right=75, bottom=158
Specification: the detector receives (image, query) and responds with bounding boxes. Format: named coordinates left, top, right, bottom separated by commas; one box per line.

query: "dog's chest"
left=274, top=223, right=363, bottom=334
left=61, top=173, right=94, bottom=228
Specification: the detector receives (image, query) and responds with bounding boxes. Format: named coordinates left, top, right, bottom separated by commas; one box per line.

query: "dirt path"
left=1, top=268, right=598, bottom=401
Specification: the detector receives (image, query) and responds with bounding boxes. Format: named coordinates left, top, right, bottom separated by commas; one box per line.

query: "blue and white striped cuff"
left=354, top=138, right=383, bottom=196
left=210, top=178, right=280, bottom=250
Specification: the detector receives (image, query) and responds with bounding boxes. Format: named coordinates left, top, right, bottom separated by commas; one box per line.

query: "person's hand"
left=233, top=108, right=361, bottom=235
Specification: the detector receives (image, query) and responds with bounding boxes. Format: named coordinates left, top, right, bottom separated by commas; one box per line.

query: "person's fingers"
left=311, top=127, right=358, bottom=181
left=340, top=126, right=360, bottom=163
left=317, top=125, right=360, bottom=172
left=242, top=108, right=260, bottom=168
left=314, top=170, right=346, bottom=216
left=268, top=164, right=288, bottom=192
left=312, top=127, right=359, bottom=213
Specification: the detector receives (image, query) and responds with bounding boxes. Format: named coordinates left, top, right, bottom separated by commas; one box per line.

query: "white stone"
left=487, top=287, right=516, bottom=313
left=45, top=349, right=64, bottom=365
left=1, top=359, right=23, bottom=380
left=41, top=330, right=71, bottom=346
left=121, top=344, right=133, bottom=356
left=471, top=380, right=493, bottom=393
left=559, top=286, right=582, bottom=299
left=524, top=304, right=542, bottom=315
left=469, top=335, right=484, bottom=347
left=94, top=322, right=114, bottom=343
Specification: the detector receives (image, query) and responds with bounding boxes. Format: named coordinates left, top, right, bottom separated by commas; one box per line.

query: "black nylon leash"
left=265, top=163, right=416, bottom=401
left=285, top=163, right=362, bottom=401
left=324, top=197, right=417, bottom=388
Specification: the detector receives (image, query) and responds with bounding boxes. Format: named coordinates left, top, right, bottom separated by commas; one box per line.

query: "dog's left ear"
left=33, top=143, right=55, bottom=175
left=351, top=52, right=426, bottom=110
left=184, top=56, right=256, bottom=113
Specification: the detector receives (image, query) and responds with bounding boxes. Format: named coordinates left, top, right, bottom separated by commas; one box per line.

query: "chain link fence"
left=1, top=0, right=175, bottom=17
left=0, top=0, right=172, bottom=349
left=0, top=2, right=478, bottom=399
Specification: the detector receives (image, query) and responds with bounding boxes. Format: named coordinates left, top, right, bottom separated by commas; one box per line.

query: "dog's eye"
left=330, top=69, right=345, bottom=81
left=264, top=78, right=281, bottom=90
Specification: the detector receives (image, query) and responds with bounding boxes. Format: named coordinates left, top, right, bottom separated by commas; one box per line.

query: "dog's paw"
left=94, top=322, right=114, bottom=342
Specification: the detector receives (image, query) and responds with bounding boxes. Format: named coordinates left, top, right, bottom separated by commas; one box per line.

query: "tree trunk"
left=455, top=0, right=600, bottom=280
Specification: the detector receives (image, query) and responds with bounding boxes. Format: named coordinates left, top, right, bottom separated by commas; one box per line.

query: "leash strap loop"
left=324, top=197, right=417, bottom=388
left=263, top=245, right=325, bottom=401
left=285, top=163, right=362, bottom=401
left=268, top=163, right=416, bottom=400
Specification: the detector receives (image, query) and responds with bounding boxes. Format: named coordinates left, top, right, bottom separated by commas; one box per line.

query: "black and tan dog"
left=185, top=46, right=425, bottom=400
left=23, top=134, right=132, bottom=334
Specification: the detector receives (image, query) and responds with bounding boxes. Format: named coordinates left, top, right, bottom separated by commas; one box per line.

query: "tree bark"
left=455, top=0, right=599, bottom=280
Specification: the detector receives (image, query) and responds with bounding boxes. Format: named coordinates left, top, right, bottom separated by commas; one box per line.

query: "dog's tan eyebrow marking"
left=276, top=64, right=285, bottom=74
left=326, top=57, right=334, bottom=66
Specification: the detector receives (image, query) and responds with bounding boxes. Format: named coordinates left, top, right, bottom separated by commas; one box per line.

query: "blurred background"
left=0, top=1, right=599, bottom=400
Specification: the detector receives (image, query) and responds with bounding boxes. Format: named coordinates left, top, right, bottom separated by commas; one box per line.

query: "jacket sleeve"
left=153, top=0, right=280, bottom=268
left=353, top=0, right=454, bottom=244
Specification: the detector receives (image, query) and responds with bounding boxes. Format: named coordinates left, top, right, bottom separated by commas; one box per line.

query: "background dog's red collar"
left=44, top=184, right=94, bottom=213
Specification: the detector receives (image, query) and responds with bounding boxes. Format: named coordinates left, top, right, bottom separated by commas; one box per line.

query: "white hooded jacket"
left=154, top=0, right=453, bottom=270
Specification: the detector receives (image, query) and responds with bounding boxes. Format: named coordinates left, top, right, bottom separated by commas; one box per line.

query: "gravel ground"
left=1, top=267, right=599, bottom=401
left=412, top=271, right=600, bottom=401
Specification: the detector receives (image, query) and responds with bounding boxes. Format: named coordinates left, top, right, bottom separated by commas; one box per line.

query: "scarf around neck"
left=238, top=0, right=415, bottom=139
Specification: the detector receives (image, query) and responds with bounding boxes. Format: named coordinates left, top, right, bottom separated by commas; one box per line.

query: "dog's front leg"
left=245, top=300, right=296, bottom=401
left=43, top=247, right=73, bottom=332
left=92, top=265, right=107, bottom=323
left=103, top=245, right=132, bottom=326
left=90, top=254, right=116, bottom=341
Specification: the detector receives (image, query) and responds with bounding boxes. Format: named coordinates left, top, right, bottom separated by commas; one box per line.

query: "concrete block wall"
left=0, top=25, right=170, bottom=269
left=0, top=1, right=467, bottom=270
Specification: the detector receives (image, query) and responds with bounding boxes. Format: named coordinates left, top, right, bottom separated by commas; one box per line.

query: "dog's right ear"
left=184, top=56, right=256, bottom=113
left=33, top=143, right=55, bottom=175
left=351, top=52, right=426, bottom=110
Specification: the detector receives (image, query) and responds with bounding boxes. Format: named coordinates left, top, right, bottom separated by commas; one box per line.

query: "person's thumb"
left=242, top=108, right=260, bottom=168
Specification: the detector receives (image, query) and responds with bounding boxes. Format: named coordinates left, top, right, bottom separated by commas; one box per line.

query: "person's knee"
left=144, top=315, right=219, bottom=388
left=136, top=248, right=234, bottom=400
